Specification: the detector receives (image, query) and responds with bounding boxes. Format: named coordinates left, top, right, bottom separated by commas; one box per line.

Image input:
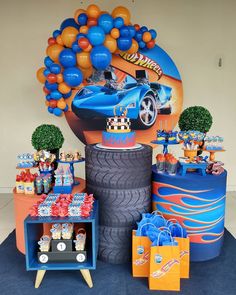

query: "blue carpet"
left=0, top=230, right=236, bottom=295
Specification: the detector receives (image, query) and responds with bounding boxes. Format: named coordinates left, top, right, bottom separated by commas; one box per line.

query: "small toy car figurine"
left=206, top=161, right=225, bottom=175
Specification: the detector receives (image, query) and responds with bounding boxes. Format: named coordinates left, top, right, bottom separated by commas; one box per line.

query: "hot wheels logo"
left=134, top=251, right=150, bottom=266
left=151, top=258, right=179, bottom=278
left=119, top=52, right=163, bottom=79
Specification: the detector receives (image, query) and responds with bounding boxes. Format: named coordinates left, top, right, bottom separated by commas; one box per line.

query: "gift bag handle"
left=166, top=218, right=179, bottom=226
left=151, top=211, right=167, bottom=225
left=139, top=222, right=157, bottom=234
left=156, top=229, right=174, bottom=246
left=167, top=221, right=184, bottom=238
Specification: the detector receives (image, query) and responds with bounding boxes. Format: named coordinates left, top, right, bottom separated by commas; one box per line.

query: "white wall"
left=0, top=0, right=235, bottom=191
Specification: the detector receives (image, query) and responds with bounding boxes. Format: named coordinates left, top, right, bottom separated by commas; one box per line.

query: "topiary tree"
left=178, top=106, right=213, bottom=133
left=31, top=124, right=64, bottom=151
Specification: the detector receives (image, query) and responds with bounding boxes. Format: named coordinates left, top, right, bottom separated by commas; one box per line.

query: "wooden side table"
left=24, top=201, right=98, bottom=288
left=13, top=177, right=85, bottom=254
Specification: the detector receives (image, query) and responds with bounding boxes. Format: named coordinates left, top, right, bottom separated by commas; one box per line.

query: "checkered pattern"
left=106, top=117, right=131, bottom=131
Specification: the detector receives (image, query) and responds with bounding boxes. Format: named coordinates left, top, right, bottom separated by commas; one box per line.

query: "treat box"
left=38, top=250, right=87, bottom=263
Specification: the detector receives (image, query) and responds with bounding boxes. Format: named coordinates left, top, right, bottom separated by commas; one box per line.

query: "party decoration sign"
left=37, top=4, right=183, bottom=145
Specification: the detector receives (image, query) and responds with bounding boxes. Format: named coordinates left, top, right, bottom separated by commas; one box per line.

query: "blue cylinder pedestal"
left=152, top=165, right=227, bottom=262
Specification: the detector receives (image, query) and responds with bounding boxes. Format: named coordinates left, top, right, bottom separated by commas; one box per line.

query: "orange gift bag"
left=149, top=231, right=180, bottom=291
left=167, top=220, right=190, bottom=279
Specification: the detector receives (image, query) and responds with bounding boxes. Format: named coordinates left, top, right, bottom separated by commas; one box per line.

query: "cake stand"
left=203, top=149, right=225, bottom=162
left=57, top=158, right=85, bottom=185
left=151, top=141, right=179, bottom=154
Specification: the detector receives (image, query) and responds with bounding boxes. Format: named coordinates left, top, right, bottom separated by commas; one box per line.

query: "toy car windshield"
left=136, top=70, right=149, bottom=85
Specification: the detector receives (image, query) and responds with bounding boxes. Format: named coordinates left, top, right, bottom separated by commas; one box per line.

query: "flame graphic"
left=152, top=182, right=226, bottom=243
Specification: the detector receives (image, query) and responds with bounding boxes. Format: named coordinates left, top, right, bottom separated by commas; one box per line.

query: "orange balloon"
left=45, top=101, right=49, bottom=106
left=61, top=26, right=79, bottom=48
left=36, top=67, right=46, bottom=83
left=57, top=100, right=67, bottom=110
left=127, top=39, right=139, bottom=54
left=57, top=73, right=63, bottom=83
left=104, top=35, right=117, bottom=53
left=110, top=28, right=120, bottom=39
left=142, top=31, right=152, bottom=42
left=56, top=35, right=64, bottom=45
left=58, top=82, right=71, bottom=94
left=83, top=44, right=92, bottom=52
left=46, top=44, right=64, bottom=62
left=74, top=8, right=86, bottom=24
left=80, top=25, right=89, bottom=34
left=81, top=67, right=93, bottom=80
left=87, top=4, right=100, bottom=18
left=112, top=6, right=131, bottom=25
left=76, top=52, right=92, bottom=69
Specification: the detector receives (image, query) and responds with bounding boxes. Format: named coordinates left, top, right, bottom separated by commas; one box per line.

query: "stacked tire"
left=85, top=144, right=152, bottom=264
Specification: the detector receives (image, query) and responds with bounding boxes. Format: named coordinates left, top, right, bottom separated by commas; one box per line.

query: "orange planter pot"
left=13, top=177, right=85, bottom=254
left=183, top=149, right=198, bottom=162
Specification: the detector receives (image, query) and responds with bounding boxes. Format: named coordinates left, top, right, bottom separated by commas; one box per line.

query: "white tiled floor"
left=0, top=192, right=235, bottom=244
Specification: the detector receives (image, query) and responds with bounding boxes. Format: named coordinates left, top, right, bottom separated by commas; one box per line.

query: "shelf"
left=24, top=201, right=98, bottom=272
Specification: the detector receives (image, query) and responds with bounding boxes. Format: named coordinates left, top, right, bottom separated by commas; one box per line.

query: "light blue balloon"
left=63, top=67, right=83, bottom=87
left=90, top=45, right=112, bottom=70
left=87, top=26, right=105, bottom=46
left=50, top=90, right=62, bottom=100
left=98, top=14, right=113, bottom=34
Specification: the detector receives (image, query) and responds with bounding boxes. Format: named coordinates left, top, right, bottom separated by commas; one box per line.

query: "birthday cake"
left=102, top=117, right=136, bottom=148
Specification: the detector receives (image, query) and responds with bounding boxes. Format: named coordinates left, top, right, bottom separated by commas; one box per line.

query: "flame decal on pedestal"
left=152, top=182, right=226, bottom=244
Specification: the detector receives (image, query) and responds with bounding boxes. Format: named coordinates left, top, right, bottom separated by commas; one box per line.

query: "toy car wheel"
left=138, top=94, right=157, bottom=128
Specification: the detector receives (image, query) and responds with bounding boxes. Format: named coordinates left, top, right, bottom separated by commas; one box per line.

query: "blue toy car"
left=72, top=70, right=172, bottom=129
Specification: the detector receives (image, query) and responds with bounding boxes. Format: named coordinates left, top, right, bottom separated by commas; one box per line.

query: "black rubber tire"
left=98, top=226, right=132, bottom=264
left=85, top=144, right=152, bottom=189
left=87, top=184, right=151, bottom=227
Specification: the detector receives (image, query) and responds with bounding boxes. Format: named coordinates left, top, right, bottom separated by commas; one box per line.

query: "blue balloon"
left=120, top=26, right=130, bottom=37
left=53, top=108, right=63, bottom=116
left=78, top=13, right=88, bottom=25
left=50, top=63, right=61, bottom=74
left=46, top=94, right=51, bottom=101
left=134, top=30, right=143, bottom=42
left=43, top=68, right=50, bottom=77
left=59, top=49, right=76, bottom=68
left=117, top=37, right=132, bottom=51
left=98, top=14, right=113, bottom=34
left=44, top=56, right=53, bottom=67
left=113, top=17, right=124, bottom=29
left=48, top=107, right=54, bottom=114
left=90, top=45, right=112, bottom=70
left=76, top=33, right=87, bottom=40
left=45, top=81, right=58, bottom=91
left=50, top=90, right=62, bottom=100
left=53, top=30, right=61, bottom=38
left=128, top=26, right=136, bottom=38
left=138, top=41, right=146, bottom=49
left=87, top=26, right=105, bottom=46
left=60, top=18, right=80, bottom=31
left=149, top=29, right=157, bottom=39
left=72, top=41, right=82, bottom=53
left=63, top=90, right=72, bottom=99
left=63, top=67, right=83, bottom=87
left=140, top=26, right=148, bottom=33
left=64, top=104, right=69, bottom=112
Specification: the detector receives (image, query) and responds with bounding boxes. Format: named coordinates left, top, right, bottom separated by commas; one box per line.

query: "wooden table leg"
left=80, top=269, right=93, bottom=288
left=35, top=270, right=46, bottom=288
